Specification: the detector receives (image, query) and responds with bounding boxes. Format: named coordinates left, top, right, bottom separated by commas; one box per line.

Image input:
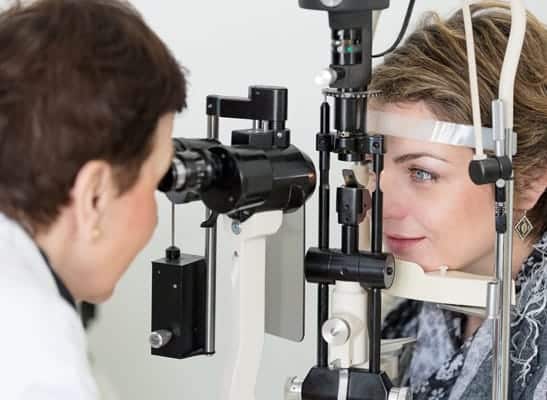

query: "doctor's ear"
left=70, top=160, right=117, bottom=241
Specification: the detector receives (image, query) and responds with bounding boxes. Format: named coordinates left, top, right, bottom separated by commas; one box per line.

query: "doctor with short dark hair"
left=0, top=0, right=187, bottom=397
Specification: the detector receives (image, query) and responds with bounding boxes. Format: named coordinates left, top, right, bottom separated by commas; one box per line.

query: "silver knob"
left=322, top=318, right=350, bottom=346
left=389, top=387, right=412, bottom=400
left=314, top=68, right=338, bottom=87
left=284, top=377, right=303, bottom=400
left=320, top=0, right=343, bottom=8
left=149, top=329, right=173, bottom=349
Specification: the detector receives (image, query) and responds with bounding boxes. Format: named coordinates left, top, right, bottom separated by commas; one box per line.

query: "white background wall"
left=71, top=1, right=547, bottom=400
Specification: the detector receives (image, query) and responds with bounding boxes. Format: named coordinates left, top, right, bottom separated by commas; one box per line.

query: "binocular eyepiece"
left=159, top=138, right=316, bottom=217
left=158, top=138, right=220, bottom=203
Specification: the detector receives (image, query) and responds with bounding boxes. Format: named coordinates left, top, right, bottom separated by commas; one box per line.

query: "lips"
left=385, top=234, right=425, bottom=253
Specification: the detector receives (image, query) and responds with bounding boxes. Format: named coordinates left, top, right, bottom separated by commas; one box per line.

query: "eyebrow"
left=393, top=152, right=449, bottom=164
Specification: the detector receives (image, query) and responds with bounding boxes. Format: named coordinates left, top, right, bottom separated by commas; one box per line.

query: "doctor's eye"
left=409, top=167, right=438, bottom=183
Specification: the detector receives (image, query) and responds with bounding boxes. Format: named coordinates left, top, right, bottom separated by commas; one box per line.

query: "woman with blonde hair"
left=371, top=2, right=547, bottom=399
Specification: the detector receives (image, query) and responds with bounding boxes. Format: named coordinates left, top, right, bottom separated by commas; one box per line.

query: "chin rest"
left=385, top=260, right=516, bottom=314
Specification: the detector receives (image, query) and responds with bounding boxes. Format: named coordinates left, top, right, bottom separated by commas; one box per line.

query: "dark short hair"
left=0, top=0, right=187, bottom=232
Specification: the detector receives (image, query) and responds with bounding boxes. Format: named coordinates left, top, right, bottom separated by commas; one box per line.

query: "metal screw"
left=231, top=221, right=241, bottom=235
left=149, top=330, right=173, bottom=349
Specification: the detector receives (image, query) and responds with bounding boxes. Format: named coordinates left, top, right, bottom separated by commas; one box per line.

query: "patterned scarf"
left=382, top=231, right=547, bottom=400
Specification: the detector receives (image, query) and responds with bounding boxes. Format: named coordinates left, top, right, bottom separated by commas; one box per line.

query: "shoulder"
left=0, top=257, right=97, bottom=399
left=0, top=285, right=98, bottom=398
left=0, top=288, right=96, bottom=400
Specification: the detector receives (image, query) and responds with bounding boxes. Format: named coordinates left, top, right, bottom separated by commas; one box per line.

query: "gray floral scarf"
left=382, top=231, right=547, bottom=400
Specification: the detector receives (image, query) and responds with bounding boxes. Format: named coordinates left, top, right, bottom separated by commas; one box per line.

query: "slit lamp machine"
left=148, top=1, right=526, bottom=399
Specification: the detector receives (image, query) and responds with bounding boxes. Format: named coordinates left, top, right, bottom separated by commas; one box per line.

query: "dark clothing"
left=382, top=232, right=547, bottom=400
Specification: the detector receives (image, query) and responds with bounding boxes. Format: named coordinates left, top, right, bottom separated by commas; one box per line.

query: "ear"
left=516, top=169, right=547, bottom=211
left=70, top=160, right=116, bottom=241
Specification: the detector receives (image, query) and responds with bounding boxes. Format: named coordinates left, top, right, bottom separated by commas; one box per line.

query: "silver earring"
left=514, top=211, right=534, bottom=240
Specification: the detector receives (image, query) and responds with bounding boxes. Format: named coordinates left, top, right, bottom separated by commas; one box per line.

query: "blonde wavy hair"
left=370, top=1, right=547, bottom=236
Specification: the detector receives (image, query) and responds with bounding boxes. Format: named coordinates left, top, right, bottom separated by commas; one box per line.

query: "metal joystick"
left=321, top=317, right=350, bottom=346
left=149, top=329, right=173, bottom=349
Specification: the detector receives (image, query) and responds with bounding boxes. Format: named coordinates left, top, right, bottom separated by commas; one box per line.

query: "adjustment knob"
left=322, top=317, right=350, bottom=346
left=284, top=377, right=303, bottom=400
left=320, top=0, right=343, bottom=7
left=149, top=329, right=173, bottom=349
left=314, top=68, right=338, bottom=87
left=389, top=387, right=412, bottom=400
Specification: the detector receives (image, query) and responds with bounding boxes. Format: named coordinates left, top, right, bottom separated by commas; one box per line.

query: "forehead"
left=370, top=101, right=474, bottom=162
left=370, top=100, right=435, bottom=120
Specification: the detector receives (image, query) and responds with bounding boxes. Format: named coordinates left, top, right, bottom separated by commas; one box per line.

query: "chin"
left=418, top=263, right=445, bottom=272
left=84, top=286, right=115, bottom=304
left=394, top=254, right=441, bottom=272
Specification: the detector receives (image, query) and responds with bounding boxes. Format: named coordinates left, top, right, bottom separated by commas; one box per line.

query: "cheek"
left=420, top=183, right=495, bottom=267
left=383, top=168, right=495, bottom=232
left=106, top=188, right=157, bottom=284
left=123, top=188, right=158, bottom=242
left=82, top=188, right=159, bottom=302
left=425, top=184, right=493, bottom=235
left=107, top=184, right=158, bottom=266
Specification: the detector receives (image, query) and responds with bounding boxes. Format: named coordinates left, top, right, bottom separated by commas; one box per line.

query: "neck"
left=463, top=232, right=536, bottom=279
left=463, top=233, right=538, bottom=339
left=34, top=216, right=79, bottom=301
left=511, top=234, right=538, bottom=278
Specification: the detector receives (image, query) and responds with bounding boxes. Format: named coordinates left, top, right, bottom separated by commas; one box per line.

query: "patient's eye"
left=409, top=167, right=438, bottom=183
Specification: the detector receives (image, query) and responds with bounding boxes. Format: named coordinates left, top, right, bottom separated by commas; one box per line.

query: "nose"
left=375, top=165, right=408, bottom=221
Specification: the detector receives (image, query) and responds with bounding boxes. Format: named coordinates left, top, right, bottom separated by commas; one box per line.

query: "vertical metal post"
left=369, top=136, right=384, bottom=374
left=500, top=126, right=514, bottom=400
left=341, top=225, right=358, bottom=254
left=204, top=115, right=219, bottom=354
left=491, top=99, right=504, bottom=400
left=490, top=99, right=514, bottom=399
left=318, top=101, right=331, bottom=368
left=171, top=202, right=176, bottom=247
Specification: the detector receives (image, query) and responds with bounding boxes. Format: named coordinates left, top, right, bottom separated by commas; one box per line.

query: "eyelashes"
left=408, top=167, right=439, bottom=183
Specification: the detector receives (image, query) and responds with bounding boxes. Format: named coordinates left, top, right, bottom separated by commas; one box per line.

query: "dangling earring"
left=514, top=210, right=534, bottom=240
